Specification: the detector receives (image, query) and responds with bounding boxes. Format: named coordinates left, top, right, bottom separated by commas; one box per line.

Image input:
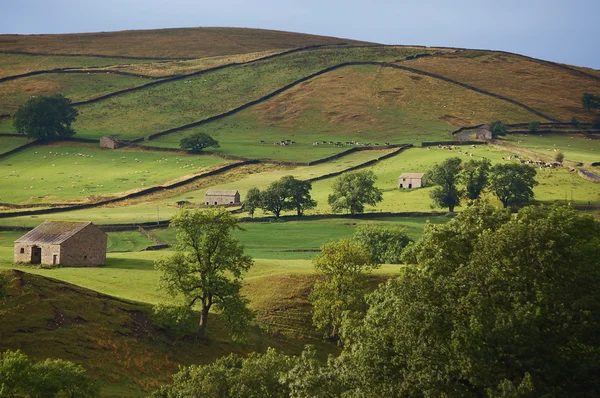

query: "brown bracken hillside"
left=0, top=27, right=373, bottom=59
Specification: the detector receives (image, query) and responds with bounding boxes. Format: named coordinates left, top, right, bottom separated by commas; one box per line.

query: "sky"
left=2, top=0, right=599, bottom=69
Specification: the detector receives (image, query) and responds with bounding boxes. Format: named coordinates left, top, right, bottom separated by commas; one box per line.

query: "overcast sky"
left=3, top=0, right=598, bottom=69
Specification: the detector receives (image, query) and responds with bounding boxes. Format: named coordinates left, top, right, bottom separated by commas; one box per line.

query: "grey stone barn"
left=99, top=135, right=124, bottom=149
left=14, top=221, right=107, bottom=267
left=204, top=190, right=241, bottom=206
left=475, top=124, right=493, bottom=140
left=398, top=173, right=425, bottom=189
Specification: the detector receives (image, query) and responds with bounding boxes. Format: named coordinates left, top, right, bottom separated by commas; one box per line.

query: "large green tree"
left=462, top=158, right=491, bottom=200
left=352, top=224, right=412, bottom=264
left=13, top=94, right=78, bottom=141
left=155, top=208, right=253, bottom=340
left=338, top=205, right=600, bottom=397
left=179, top=132, right=220, bottom=153
left=328, top=171, right=382, bottom=215
left=244, top=187, right=262, bottom=217
left=280, top=176, right=316, bottom=216
left=260, top=180, right=289, bottom=218
left=426, top=157, right=463, bottom=212
left=309, top=239, right=376, bottom=340
left=489, top=163, right=537, bottom=208
left=490, top=120, right=508, bottom=137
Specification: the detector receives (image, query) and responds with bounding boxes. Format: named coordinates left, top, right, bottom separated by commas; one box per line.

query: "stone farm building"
left=398, top=173, right=425, bottom=189
left=99, top=135, right=124, bottom=149
left=14, top=221, right=107, bottom=267
left=204, top=190, right=241, bottom=206
left=475, top=124, right=493, bottom=140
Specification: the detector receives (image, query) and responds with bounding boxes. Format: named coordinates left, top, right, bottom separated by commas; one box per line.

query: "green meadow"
left=0, top=135, right=30, bottom=154
left=501, top=133, right=600, bottom=165
left=0, top=143, right=225, bottom=204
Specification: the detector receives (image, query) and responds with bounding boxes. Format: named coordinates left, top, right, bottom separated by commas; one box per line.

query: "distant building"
left=204, top=190, right=241, bottom=206
left=14, top=221, right=107, bottom=267
left=398, top=173, right=425, bottom=189
left=475, top=124, right=493, bottom=140
left=99, top=135, right=124, bottom=149
left=176, top=200, right=192, bottom=207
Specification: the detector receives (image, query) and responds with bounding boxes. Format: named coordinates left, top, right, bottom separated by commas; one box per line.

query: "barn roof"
left=399, top=173, right=425, bottom=179
left=15, top=221, right=94, bottom=245
left=205, top=190, right=239, bottom=196
left=101, top=135, right=121, bottom=142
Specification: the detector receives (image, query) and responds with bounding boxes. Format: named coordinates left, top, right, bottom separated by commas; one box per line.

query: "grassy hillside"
left=405, top=50, right=600, bottom=122
left=0, top=143, right=226, bottom=205
left=0, top=135, right=30, bottom=154
left=0, top=73, right=153, bottom=114
left=0, top=27, right=372, bottom=58
left=149, top=64, right=541, bottom=160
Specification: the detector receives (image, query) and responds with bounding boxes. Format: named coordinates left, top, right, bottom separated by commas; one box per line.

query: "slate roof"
left=399, top=173, right=425, bottom=179
left=205, top=190, right=239, bottom=196
left=15, top=221, right=92, bottom=245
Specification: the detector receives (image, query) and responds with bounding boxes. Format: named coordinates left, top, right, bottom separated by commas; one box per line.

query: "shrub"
left=152, top=304, right=197, bottom=336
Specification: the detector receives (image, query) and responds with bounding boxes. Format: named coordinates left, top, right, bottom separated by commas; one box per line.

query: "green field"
left=106, top=230, right=155, bottom=252
left=0, top=73, right=153, bottom=114
left=0, top=53, right=150, bottom=78
left=0, top=135, right=30, bottom=154
left=501, top=133, right=600, bottom=165
left=0, top=143, right=225, bottom=204
left=7, top=47, right=427, bottom=140
left=146, top=64, right=539, bottom=161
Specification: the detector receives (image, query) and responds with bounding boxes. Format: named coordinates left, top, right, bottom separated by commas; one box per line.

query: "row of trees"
left=427, top=157, right=538, bottom=211
left=246, top=171, right=383, bottom=218
left=152, top=204, right=600, bottom=397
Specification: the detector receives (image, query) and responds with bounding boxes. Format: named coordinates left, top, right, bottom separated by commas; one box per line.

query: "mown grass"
left=149, top=64, right=540, bottom=161
left=106, top=230, right=155, bottom=252
left=0, top=53, right=150, bottom=78
left=0, top=27, right=371, bottom=58
left=0, top=142, right=225, bottom=204
left=407, top=51, right=600, bottom=122
left=0, top=73, right=152, bottom=114
left=500, top=133, right=600, bottom=165
left=26, top=47, right=430, bottom=141
left=0, top=135, right=30, bottom=154
left=100, top=50, right=283, bottom=77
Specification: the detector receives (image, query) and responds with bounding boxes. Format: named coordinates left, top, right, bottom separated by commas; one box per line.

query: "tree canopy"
left=13, top=94, right=78, bottom=141
left=426, top=157, right=463, bottom=212
left=155, top=208, right=253, bottom=340
left=462, top=158, right=491, bottom=200
left=244, top=187, right=262, bottom=217
left=280, top=176, right=316, bottom=216
left=490, top=120, right=508, bottom=137
left=353, top=224, right=412, bottom=264
left=582, top=93, right=600, bottom=111
left=489, top=163, right=537, bottom=208
left=179, top=132, right=220, bottom=153
left=328, top=171, right=382, bottom=215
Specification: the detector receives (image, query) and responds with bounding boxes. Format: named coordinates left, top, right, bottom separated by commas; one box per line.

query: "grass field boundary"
left=0, top=49, right=196, bottom=61
left=421, top=140, right=483, bottom=147
left=0, top=139, right=37, bottom=158
left=0, top=67, right=161, bottom=84
left=307, top=144, right=412, bottom=182
left=142, top=60, right=553, bottom=144
left=0, top=160, right=258, bottom=218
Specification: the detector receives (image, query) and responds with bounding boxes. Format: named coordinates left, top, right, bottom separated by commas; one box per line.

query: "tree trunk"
left=197, top=305, right=210, bottom=339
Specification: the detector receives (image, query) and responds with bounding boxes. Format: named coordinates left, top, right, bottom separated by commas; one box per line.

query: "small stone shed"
left=14, top=221, right=107, bottom=267
left=99, top=135, right=124, bottom=149
left=398, top=173, right=425, bottom=189
left=204, top=190, right=241, bottom=206
left=475, top=124, right=493, bottom=140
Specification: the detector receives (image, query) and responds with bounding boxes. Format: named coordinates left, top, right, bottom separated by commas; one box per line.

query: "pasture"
left=0, top=53, right=150, bottom=79
left=0, top=135, right=30, bottom=154
left=0, top=73, right=152, bottom=114
left=500, top=133, right=600, bottom=165
left=407, top=51, right=600, bottom=122
left=147, top=64, right=539, bottom=161
left=0, top=143, right=225, bottom=204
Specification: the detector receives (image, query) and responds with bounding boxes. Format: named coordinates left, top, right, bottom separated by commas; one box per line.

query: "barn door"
left=31, top=246, right=41, bottom=264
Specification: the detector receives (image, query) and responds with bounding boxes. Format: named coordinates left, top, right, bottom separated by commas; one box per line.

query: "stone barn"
left=99, top=135, right=124, bottom=149
left=14, top=221, right=107, bottom=267
left=398, top=173, right=425, bottom=189
left=475, top=124, right=493, bottom=140
left=204, top=190, right=241, bottom=206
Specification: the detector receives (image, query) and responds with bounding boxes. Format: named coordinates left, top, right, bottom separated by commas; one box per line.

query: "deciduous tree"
left=489, top=163, right=537, bottom=208
left=155, top=208, right=253, bottom=340
left=309, top=240, right=376, bottom=340
left=280, top=176, right=316, bottom=216
left=244, top=187, right=262, bottom=217
left=13, top=94, right=78, bottom=141
left=353, top=224, right=412, bottom=264
left=582, top=93, right=600, bottom=111
left=260, top=180, right=289, bottom=218
left=490, top=120, right=508, bottom=137
left=180, top=132, right=220, bottom=153
left=426, top=157, right=463, bottom=212
left=462, top=158, right=490, bottom=200
left=327, top=171, right=382, bottom=215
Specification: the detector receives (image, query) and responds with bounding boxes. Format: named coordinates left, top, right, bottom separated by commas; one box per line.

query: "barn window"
left=20, top=248, right=24, bottom=254
left=214, top=202, right=217, bottom=205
